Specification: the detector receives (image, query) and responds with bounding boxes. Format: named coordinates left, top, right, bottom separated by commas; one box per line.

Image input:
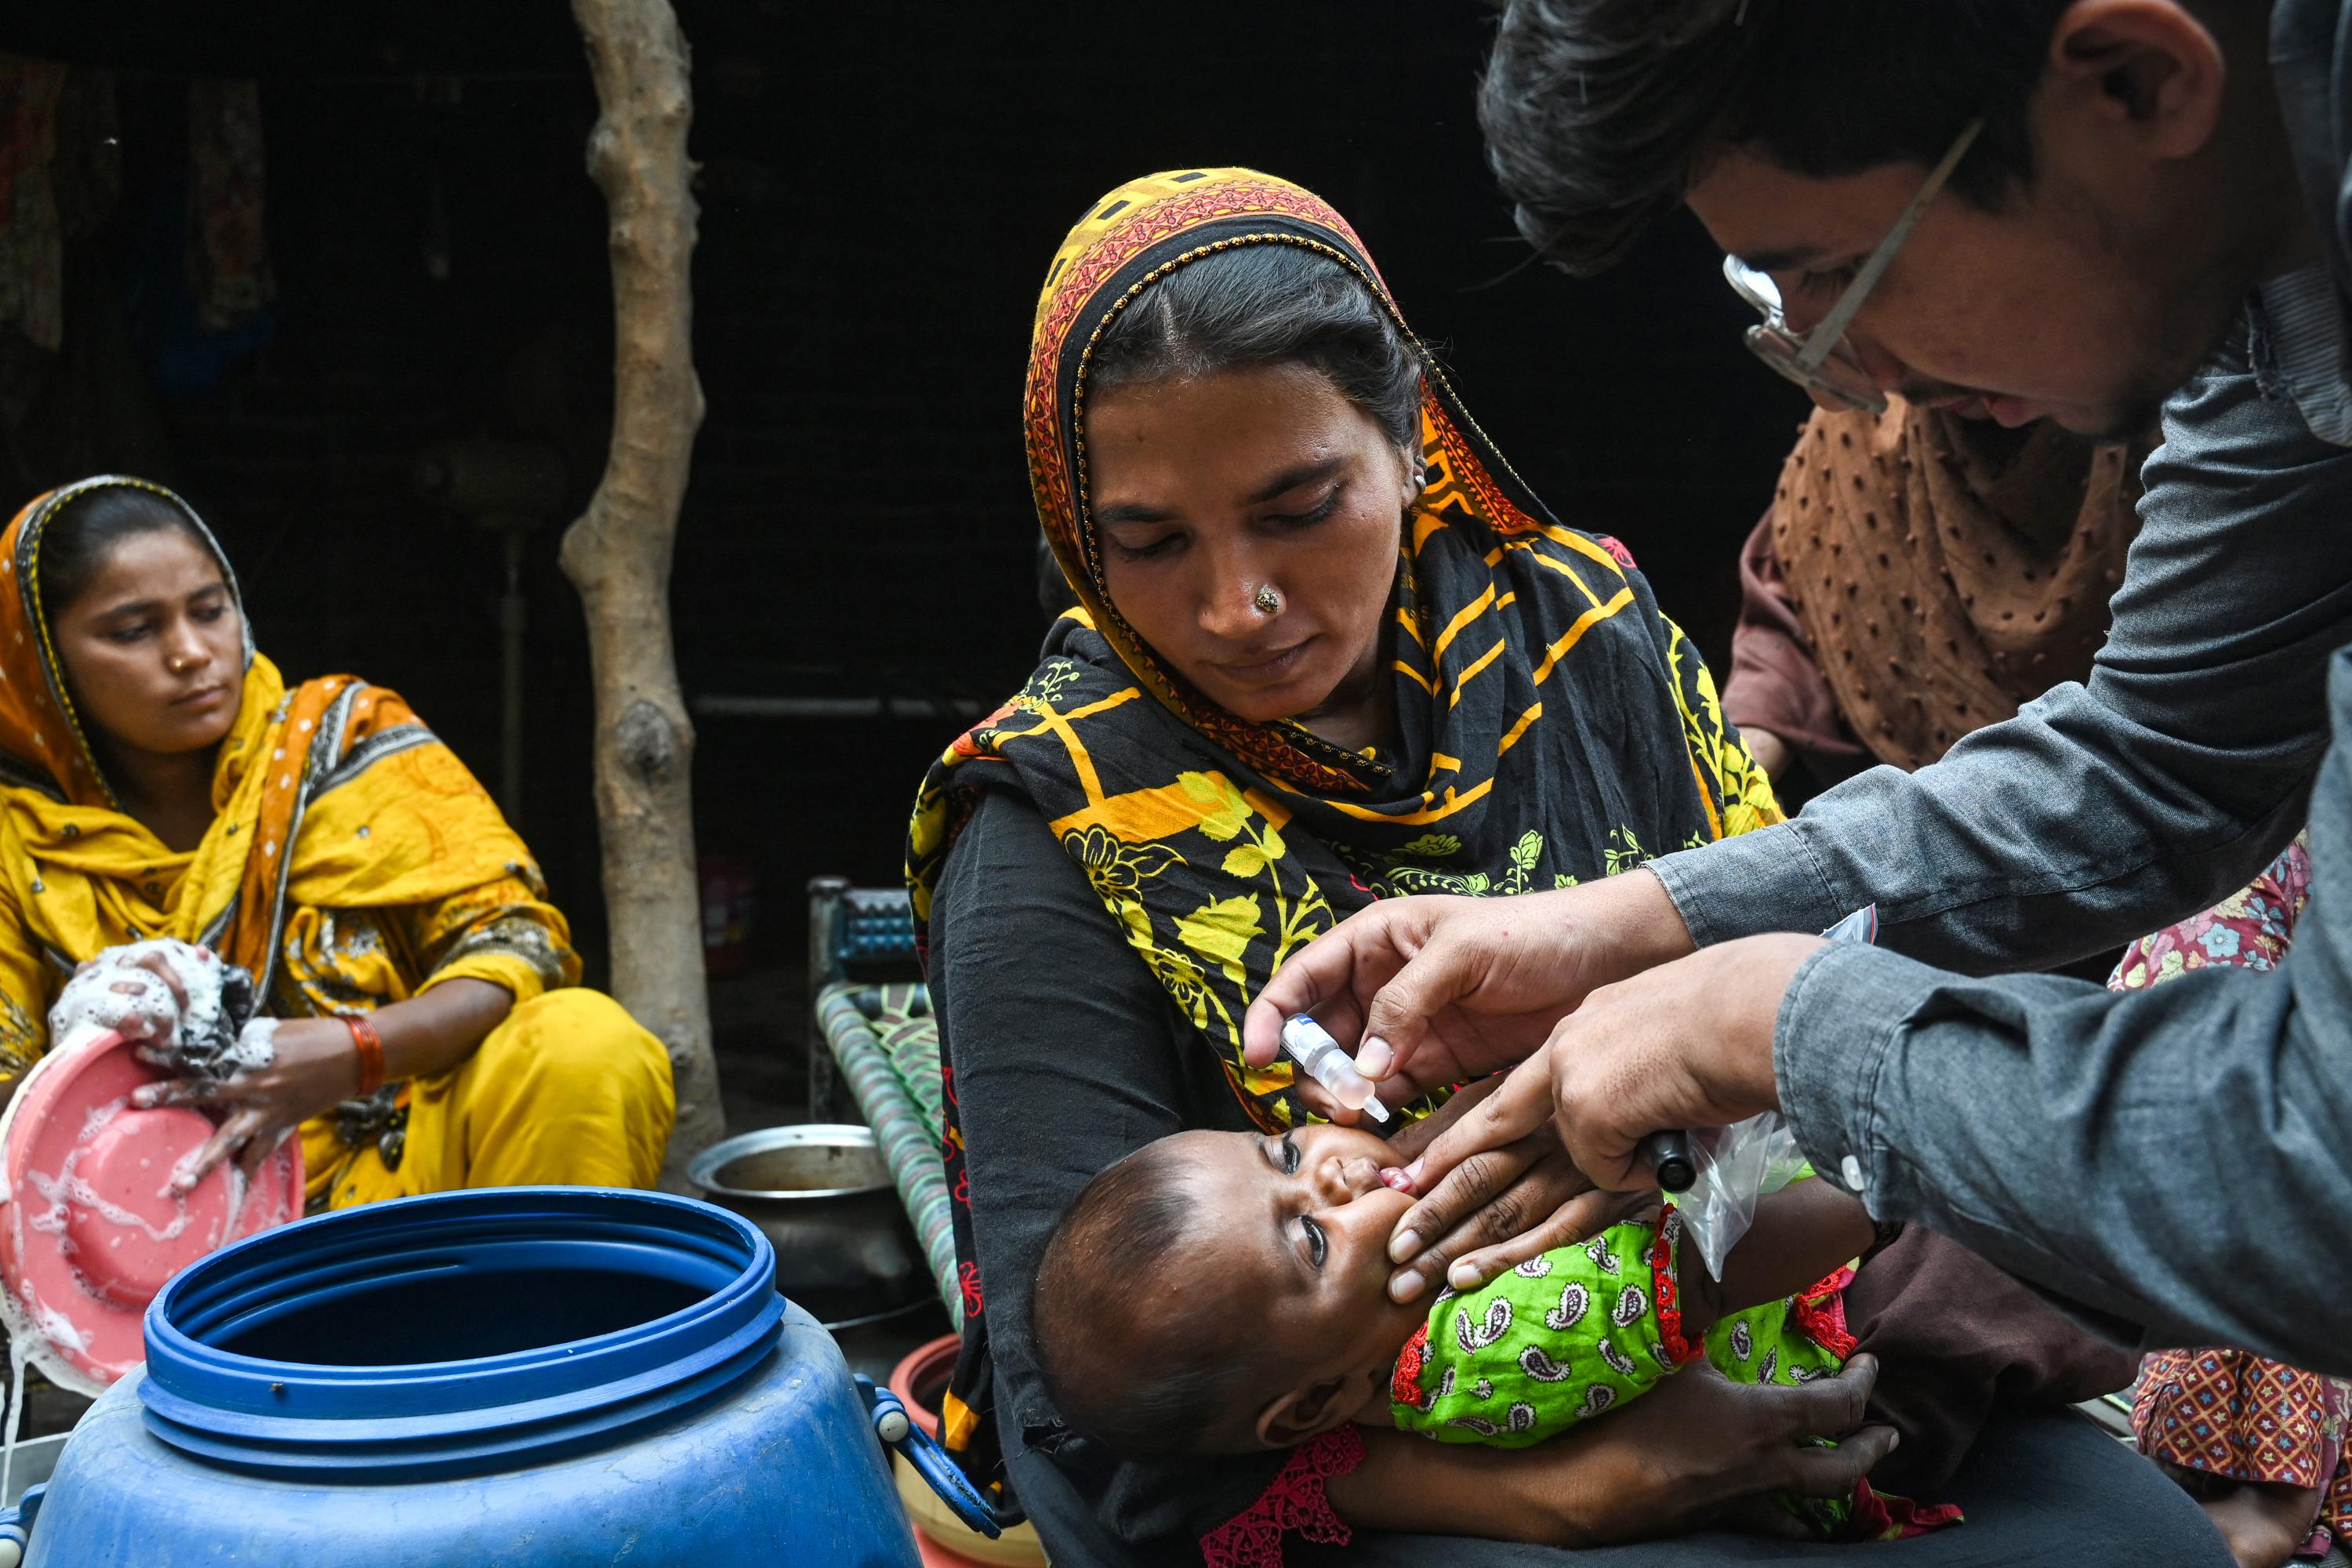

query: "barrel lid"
left=0, top=1026, right=303, bottom=1396
left=140, top=1187, right=786, bottom=1480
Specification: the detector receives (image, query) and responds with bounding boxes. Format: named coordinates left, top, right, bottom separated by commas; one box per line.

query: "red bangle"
left=342, top=1013, right=385, bottom=1096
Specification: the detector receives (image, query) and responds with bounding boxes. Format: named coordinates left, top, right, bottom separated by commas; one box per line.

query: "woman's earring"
left=1254, top=586, right=1282, bottom=615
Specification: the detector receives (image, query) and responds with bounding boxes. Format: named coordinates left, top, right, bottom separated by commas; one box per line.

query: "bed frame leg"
left=807, top=876, right=851, bottom=1122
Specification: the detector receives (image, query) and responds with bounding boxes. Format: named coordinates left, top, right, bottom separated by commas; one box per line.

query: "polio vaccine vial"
left=1279, top=1014, right=1389, bottom=1123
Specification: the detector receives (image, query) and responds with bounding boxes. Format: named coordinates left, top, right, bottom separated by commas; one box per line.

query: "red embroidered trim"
left=1200, top=1425, right=1365, bottom=1568
left=1651, top=1206, right=1701, bottom=1367
left=947, top=706, right=1016, bottom=760
left=1433, top=414, right=1543, bottom=537
left=1848, top=1476, right=1965, bottom=1541
left=1791, top=1266, right=1858, bottom=1359
left=1390, top=1322, right=1432, bottom=1410
left=1594, top=534, right=1638, bottom=570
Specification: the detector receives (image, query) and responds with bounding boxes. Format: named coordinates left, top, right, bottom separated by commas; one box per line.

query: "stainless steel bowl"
left=688, top=1125, right=931, bottom=1328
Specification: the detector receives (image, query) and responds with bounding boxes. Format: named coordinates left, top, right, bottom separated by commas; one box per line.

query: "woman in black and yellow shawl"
left=907, top=172, right=1861, bottom=1568
left=0, top=476, right=673, bottom=1210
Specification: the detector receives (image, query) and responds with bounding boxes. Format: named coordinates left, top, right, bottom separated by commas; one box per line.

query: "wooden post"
left=564, top=0, right=724, bottom=1179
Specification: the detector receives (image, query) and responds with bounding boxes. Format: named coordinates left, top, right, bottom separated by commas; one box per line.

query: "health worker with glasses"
left=1247, top=0, right=2352, bottom=1396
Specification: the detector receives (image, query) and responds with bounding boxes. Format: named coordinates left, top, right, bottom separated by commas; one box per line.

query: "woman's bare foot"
left=2194, top=1478, right=2322, bottom=1568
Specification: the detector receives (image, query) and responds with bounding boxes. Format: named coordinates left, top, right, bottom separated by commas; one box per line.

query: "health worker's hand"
left=1240, top=870, right=1696, bottom=1102
left=1373, top=1076, right=1653, bottom=1301
left=1399, top=934, right=1821, bottom=1231
left=1544, top=935, right=1819, bottom=1190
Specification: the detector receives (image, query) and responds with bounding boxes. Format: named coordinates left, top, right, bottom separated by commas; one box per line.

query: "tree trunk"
left=563, top=0, right=723, bottom=1181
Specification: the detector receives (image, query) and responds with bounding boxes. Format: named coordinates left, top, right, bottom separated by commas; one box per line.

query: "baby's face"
left=1167, top=1123, right=1430, bottom=1391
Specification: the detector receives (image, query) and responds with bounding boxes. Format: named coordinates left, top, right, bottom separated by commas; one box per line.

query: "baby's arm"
left=1678, top=1179, right=1875, bottom=1335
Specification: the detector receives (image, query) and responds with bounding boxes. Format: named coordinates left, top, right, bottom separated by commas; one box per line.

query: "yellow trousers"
left=300, top=989, right=675, bottom=1210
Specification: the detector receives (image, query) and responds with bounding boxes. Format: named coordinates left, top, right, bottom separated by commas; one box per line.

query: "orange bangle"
left=342, top=1013, right=385, bottom=1097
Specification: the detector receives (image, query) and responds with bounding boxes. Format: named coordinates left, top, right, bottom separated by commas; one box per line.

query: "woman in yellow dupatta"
left=0, top=475, right=673, bottom=1208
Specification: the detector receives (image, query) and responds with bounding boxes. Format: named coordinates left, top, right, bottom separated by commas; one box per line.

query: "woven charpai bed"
left=811, top=893, right=960, bottom=1329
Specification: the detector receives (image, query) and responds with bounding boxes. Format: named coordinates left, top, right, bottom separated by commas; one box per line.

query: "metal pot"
left=688, top=1125, right=931, bottom=1328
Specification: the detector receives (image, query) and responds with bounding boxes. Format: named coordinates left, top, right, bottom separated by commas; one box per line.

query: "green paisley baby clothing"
left=1389, top=1205, right=1961, bottom=1541
left=1389, top=1207, right=1841, bottom=1446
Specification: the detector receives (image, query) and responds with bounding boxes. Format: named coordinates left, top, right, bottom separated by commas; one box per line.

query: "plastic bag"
left=1676, top=906, right=1878, bottom=1280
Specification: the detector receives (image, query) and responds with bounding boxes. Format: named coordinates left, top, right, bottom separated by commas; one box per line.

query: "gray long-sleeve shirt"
left=1647, top=0, right=2352, bottom=1372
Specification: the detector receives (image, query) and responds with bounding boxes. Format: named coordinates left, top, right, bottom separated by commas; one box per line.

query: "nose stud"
left=1254, top=586, right=1281, bottom=615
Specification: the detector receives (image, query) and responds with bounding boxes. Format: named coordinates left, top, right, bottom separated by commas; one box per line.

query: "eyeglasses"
left=1722, top=119, right=1984, bottom=416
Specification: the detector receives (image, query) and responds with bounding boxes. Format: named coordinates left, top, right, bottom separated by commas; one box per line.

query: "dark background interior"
left=0, top=0, right=1811, bottom=986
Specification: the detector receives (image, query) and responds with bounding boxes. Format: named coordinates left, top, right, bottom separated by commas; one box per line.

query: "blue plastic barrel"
left=13, top=1188, right=933, bottom=1566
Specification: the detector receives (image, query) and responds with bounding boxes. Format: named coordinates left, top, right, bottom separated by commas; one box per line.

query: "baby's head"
left=1033, top=1123, right=1428, bottom=1457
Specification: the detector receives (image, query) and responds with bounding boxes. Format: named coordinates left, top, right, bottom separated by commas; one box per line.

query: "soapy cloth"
left=46, top=937, right=274, bottom=1079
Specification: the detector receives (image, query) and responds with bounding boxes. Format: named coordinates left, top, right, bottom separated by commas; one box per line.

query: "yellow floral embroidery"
left=1663, top=614, right=1783, bottom=838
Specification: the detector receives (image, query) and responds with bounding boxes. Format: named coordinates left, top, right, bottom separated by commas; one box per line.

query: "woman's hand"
left=54, top=946, right=195, bottom=1050
left=136, top=1018, right=359, bottom=1189
left=1524, top=1356, right=1901, bottom=1544
left=132, top=982, right=510, bottom=1189
left=132, top=980, right=514, bottom=1191
left=1329, top=1356, right=1900, bottom=1547
left=1374, top=1043, right=1563, bottom=1267
left=1372, top=1076, right=1650, bottom=1301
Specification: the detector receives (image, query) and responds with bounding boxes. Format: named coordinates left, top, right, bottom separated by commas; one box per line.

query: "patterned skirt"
left=2133, top=1351, right=2350, bottom=1555
left=2112, top=837, right=2351, bottom=1558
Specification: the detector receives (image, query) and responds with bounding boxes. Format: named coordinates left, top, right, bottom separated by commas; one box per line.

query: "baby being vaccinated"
left=1032, top=1116, right=1962, bottom=1542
